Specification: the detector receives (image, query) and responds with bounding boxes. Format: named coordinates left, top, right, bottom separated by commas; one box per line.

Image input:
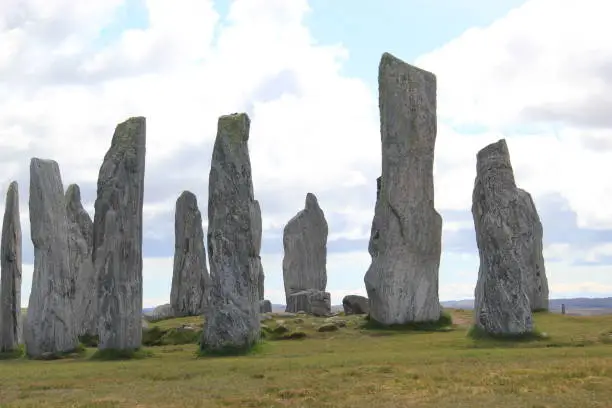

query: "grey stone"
left=364, top=52, right=443, bottom=325
left=25, top=158, right=78, bottom=357
left=287, top=289, right=331, bottom=317
left=0, top=181, right=22, bottom=352
left=201, top=113, right=260, bottom=353
left=251, top=200, right=265, bottom=301
left=170, top=191, right=211, bottom=317
left=342, top=295, right=369, bottom=315
left=93, top=117, right=146, bottom=351
left=65, top=184, right=96, bottom=337
left=259, top=299, right=272, bottom=313
left=282, top=193, right=328, bottom=312
left=472, top=139, right=534, bottom=335
left=150, top=303, right=173, bottom=320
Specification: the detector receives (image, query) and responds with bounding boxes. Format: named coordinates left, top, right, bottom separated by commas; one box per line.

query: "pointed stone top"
left=476, top=139, right=509, bottom=164
left=7, top=180, right=18, bottom=195
left=111, top=117, right=146, bottom=150
left=305, top=193, right=319, bottom=210
left=379, top=52, right=436, bottom=79
left=217, top=113, right=250, bottom=143
left=65, top=184, right=81, bottom=203
left=475, top=138, right=517, bottom=192
left=178, top=190, right=197, bottom=203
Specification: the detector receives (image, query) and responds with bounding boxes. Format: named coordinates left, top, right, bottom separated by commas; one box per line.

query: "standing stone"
left=26, top=158, right=78, bottom=357
left=201, top=113, right=260, bottom=353
left=66, top=184, right=96, bottom=336
left=93, top=117, right=146, bottom=351
left=364, top=52, right=443, bottom=325
left=368, top=176, right=382, bottom=258
left=259, top=299, right=272, bottom=313
left=517, top=189, right=549, bottom=311
left=0, top=182, right=21, bottom=352
left=282, top=193, right=329, bottom=314
left=472, top=139, right=534, bottom=335
left=251, top=200, right=265, bottom=302
left=170, top=191, right=211, bottom=317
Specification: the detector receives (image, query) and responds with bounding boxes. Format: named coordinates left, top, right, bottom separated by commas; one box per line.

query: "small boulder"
left=342, top=295, right=369, bottom=315
left=317, top=323, right=339, bottom=333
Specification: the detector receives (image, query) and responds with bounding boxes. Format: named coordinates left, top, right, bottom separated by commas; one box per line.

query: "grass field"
left=1, top=309, right=612, bottom=407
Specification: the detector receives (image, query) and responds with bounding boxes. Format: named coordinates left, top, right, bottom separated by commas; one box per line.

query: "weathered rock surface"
left=65, top=184, right=96, bottom=336
left=170, top=191, right=211, bottom=317
left=251, top=200, right=265, bottom=301
left=201, top=113, right=260, bottom=353
left=150, top=303, right=173, bottom=320
left=367, top=177, right=382, bottom=258
left=282, top=193, right=328, bottom=312
left=0, top=181, right=22, bottom=351
left=472, top=139, right=534, bottom=335
left=259, top=299, right=272, bottom=313
left=342, top=295, right=369, bottom=315
left=287, top=289, right=331, bottom=317
left=26, top=159, right=78, bottom=357
left=364, top=52, right=443, bottom=325
left=93, top=117, right=146, bottom=350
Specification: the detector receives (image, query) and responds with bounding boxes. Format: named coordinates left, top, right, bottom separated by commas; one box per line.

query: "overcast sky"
left=2, top=0, right=612, bottom=307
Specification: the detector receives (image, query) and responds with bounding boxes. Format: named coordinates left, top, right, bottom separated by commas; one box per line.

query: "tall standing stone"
left=201, top=113, right=260, bottom=353
left=26, top=159, right=78, bottom=357
left=251, top=200, right=265, bottom=301
left=472, top=139, right=534, bottom=335
left=65, top=184, right=96, bottom=336
left=282, top=193, right=329, bottom=313
left=0, top=182, right=22, bottom=352
left=93, top=117, right=146, bottom=350
left=364, top=52, right=443, bottom=325
left=170, top=190, right=211, bottom=317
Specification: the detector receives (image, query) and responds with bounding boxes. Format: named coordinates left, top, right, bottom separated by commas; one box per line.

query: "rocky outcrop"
left=0, top=182, right=22, bottom=351
left=282, top=193, right=328, bottom=313
left=517, top=189, right=549, bottom=311
left=93, top=117, right=146, bottom=350
left=201, top=113, right=261, bottom=353
left=364, top=52, right=443, bottom=325
left=65, top=184, right=96, bottom=337
left=26, top=159, right=79, bottom=357
left=170, top=191, right=211, bottom=317
left=287, top=289, right=331, bottom=317
left=259, top=300, right=272, bottom=313
left=342, top=295, right=369, bottom=315
left=472, top=139, right=534, bottom=335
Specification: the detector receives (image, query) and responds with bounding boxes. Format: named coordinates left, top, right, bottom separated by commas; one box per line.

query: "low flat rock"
left=0, top=181, right=22, bottom=351
left=171, top=191, right=211, bottom=317
left=65, top=184, right=96, bottom=336
left=472, top=139, right=534, bottom=335
left=93, top=117, right=146, bottom=350
left=365, top=53, right=442, bottom=325
left=342, top=295, right=369, bottom=315
left=26, top=159, right=78, bottom=357
left=287, top=289, right=331, bottom=317
left=201, top=113, right=260, bottom=353
left=282, top=193, right=328, bottom=311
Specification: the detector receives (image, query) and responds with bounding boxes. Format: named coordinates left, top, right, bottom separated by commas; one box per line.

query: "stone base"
left=286, top=290, right=331, bottom=316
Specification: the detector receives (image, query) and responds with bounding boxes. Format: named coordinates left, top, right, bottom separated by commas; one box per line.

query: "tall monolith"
left=66, top=184, right=96, bottom=336
left=0, top=181, right=22, bottom=352
left=251, top=199, right=265, bottom=301
left=93, top=116, right=146, bottom=350
left=364, top=52, right=443, bottom=325
left=201, top=113, right=260, bottom=353
left=282, top=193, right=329, bottom=314
left=170, top=190, right=211, bottom=317
left=26, top=158, right=79, bottom=357
left=472, top=139, right=534, bottom=335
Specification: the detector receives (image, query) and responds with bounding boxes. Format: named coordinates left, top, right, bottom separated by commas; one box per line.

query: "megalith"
left=251, top=199, right=266, bottom=304
left=201, top=113, right=261, bottom=353
left=0, top=181, right=22, bottom=352
left=364, top=52, right=443, bottom=325
left=26, top=158, right=79, bottom=357
left=170, top=190, right=211, bottom=317
left=65, top=184, right=96, bottom=336
left=93, top=116, right=146, bottom=351
left=282, top=193, right=329, bottom=314
left=472, top=139, right=534, bottom=335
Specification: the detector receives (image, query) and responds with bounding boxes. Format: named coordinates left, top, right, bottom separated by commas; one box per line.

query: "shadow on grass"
left=466, top=325, right=549, bottom=348
left=0, top=345, right=25, bottom=360
left=90, top=348, right=154, bottom=361
left=28, top=343, right=87, bottom=360
left=360, top=311, right=454, bottom=333
left=197, top=340, right=268, bottom=358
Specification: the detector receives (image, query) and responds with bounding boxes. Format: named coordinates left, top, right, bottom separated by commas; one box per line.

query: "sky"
left=1, top=0, right=612, bottom=308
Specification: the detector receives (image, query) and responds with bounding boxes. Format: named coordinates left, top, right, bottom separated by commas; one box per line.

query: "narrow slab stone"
left=342, top=295, right=369, bottom=315
left=93, top=117, right=146, bottom=350
left=201, top=113, right=260, bottom=353
left=364, top=52, right=443, bottom=325
left=282, top=193, right=328, bottom=312
left=170, top=191, right=211, bottom=317
left=472, top=139, right=534, bottom=335
left=0, top=181, right=22, bottom=351
left=26, top=158, right=78, bottom=357
left=66, top=184, right=96, bottom=337
left=251, top=200, right=265, bottom=301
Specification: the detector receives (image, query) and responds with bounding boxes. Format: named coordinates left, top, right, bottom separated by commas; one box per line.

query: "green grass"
left=1, top=309, right=611, bottom=407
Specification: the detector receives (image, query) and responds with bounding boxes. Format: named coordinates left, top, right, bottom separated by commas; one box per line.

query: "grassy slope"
left=0, top=310, right=611, bottom=407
